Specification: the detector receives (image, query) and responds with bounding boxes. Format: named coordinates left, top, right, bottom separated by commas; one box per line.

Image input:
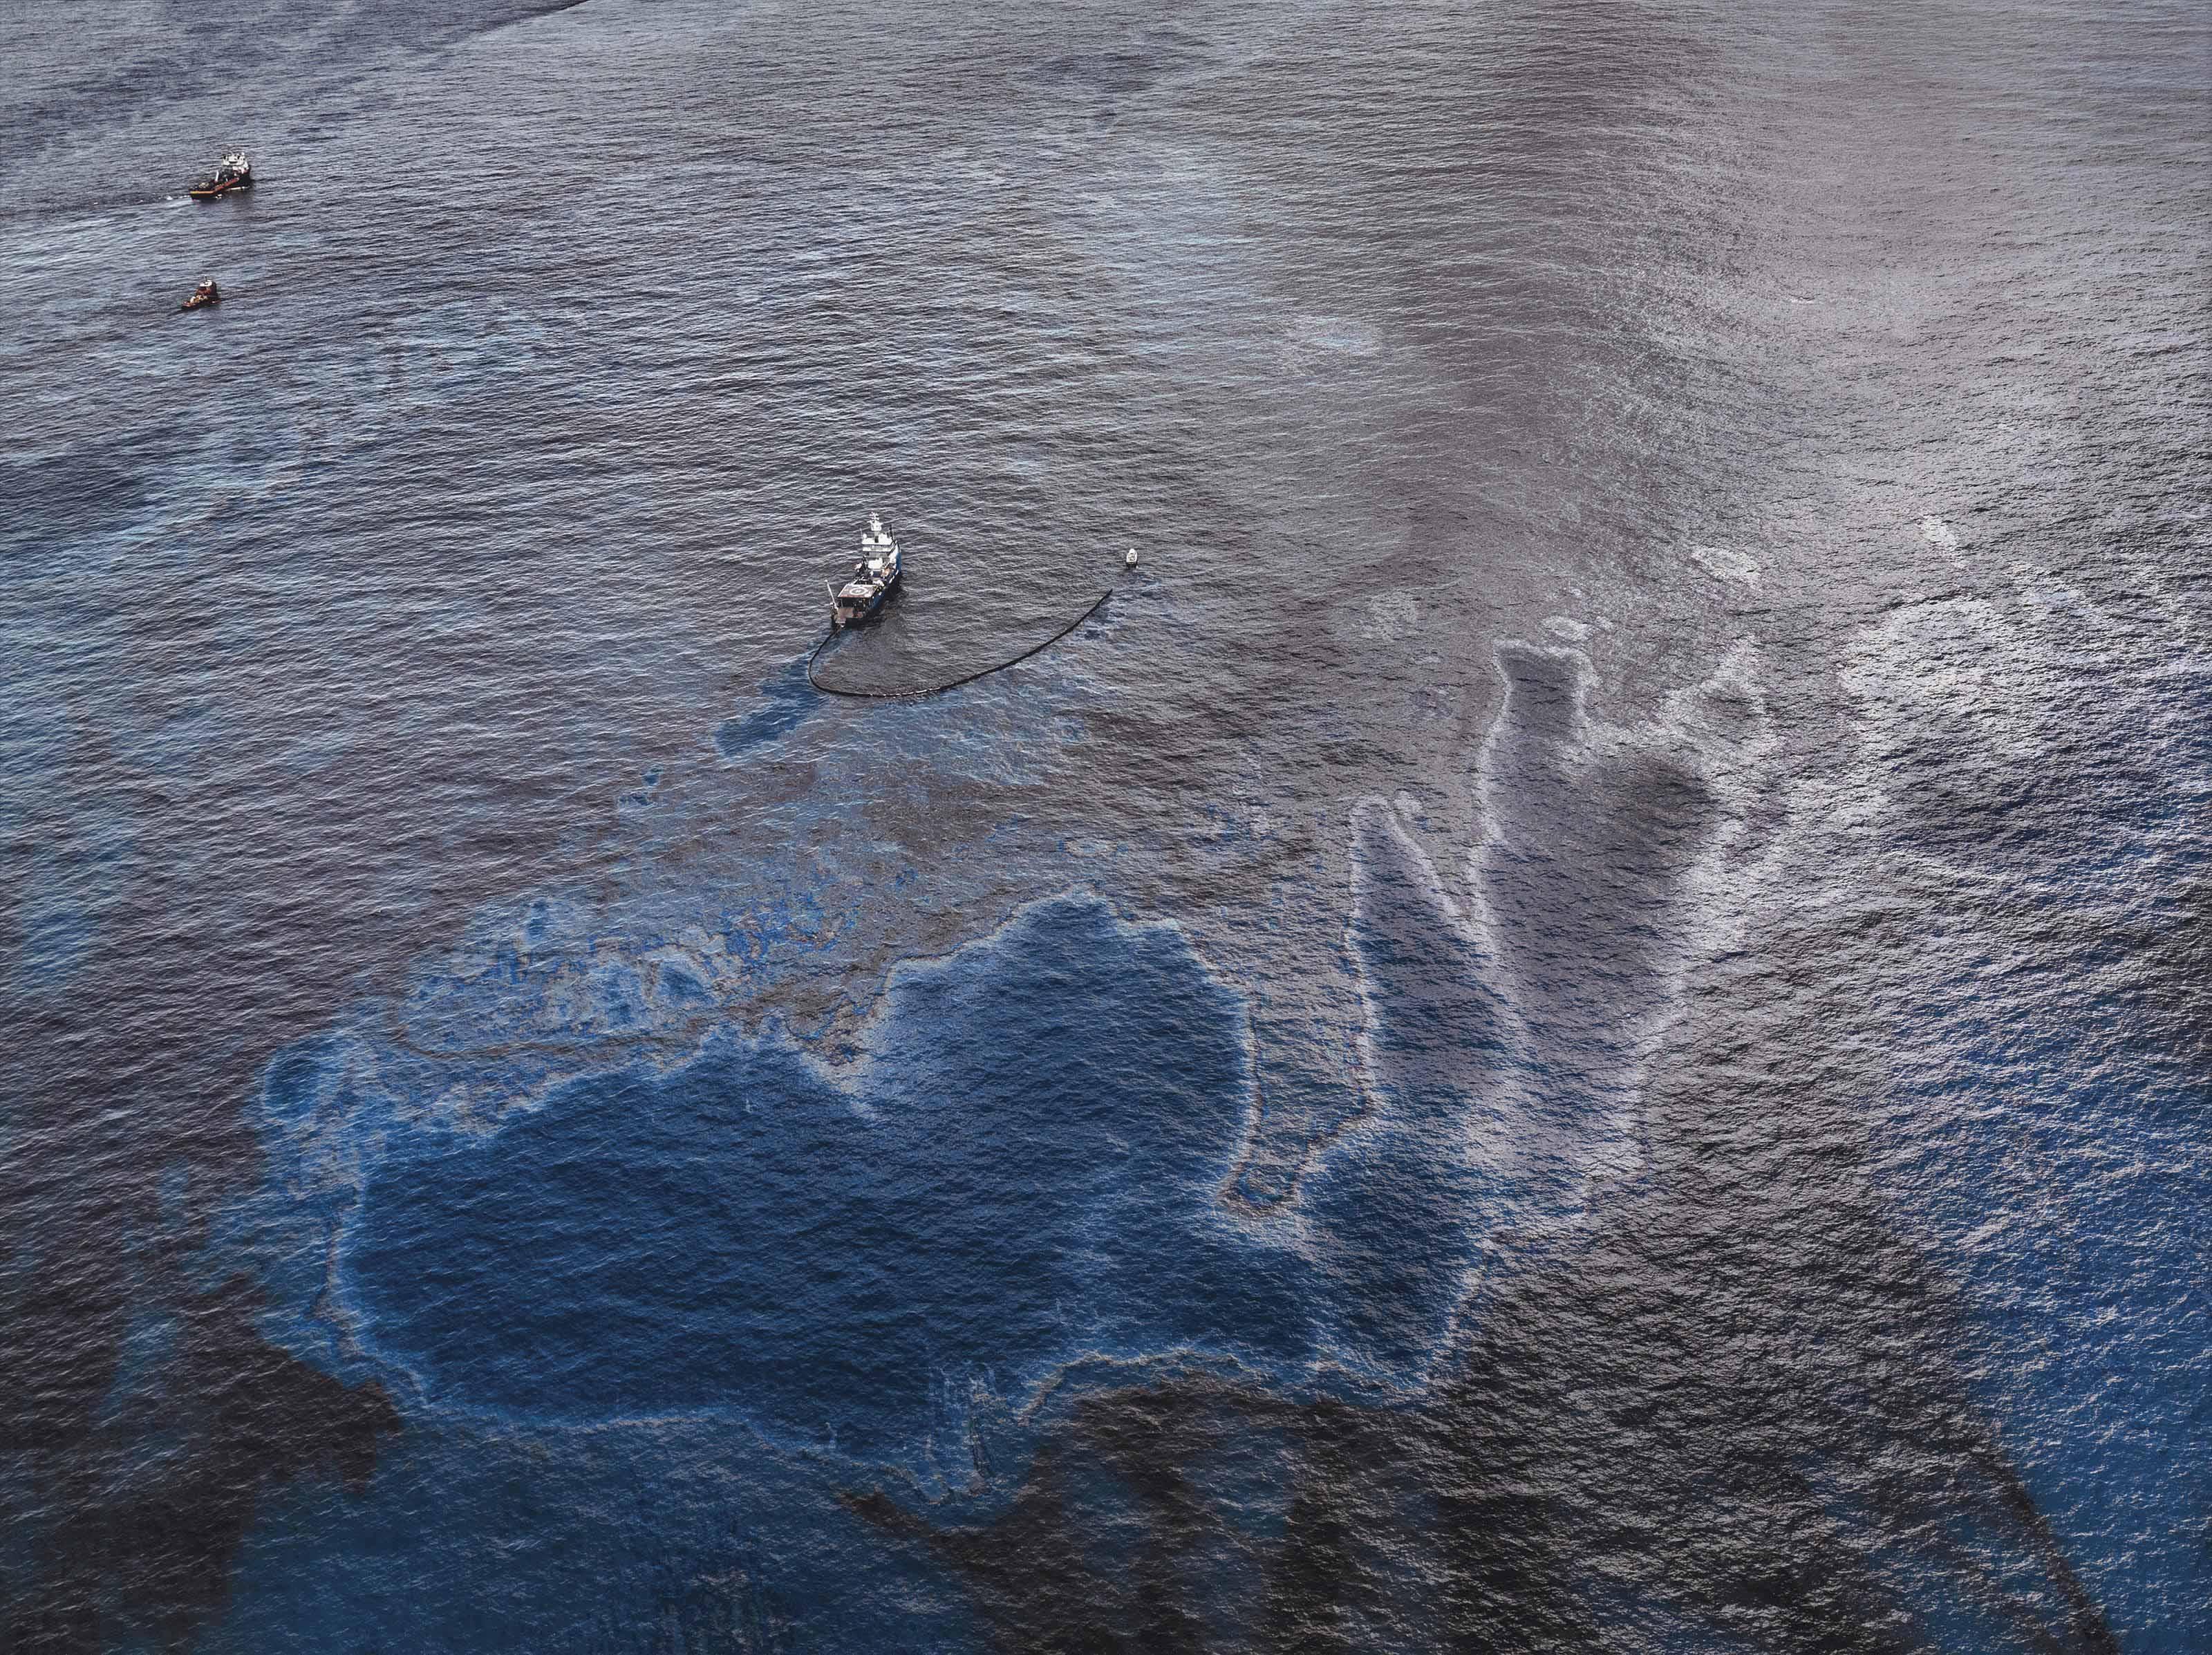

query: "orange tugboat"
left=188, top=151, right=252, bottom=200
left=178, top=280, right=221, bottom=312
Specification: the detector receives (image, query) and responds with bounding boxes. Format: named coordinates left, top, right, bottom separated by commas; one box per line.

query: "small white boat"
left=827, top=512, right=902, bottom=628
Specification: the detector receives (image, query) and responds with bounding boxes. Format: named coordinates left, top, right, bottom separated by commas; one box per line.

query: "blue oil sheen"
left=714, top=659, right=821, bottom=761
left=1881, top=788, right=2212, bottom=1636
left=344, top=897, right=1311, bottom=1451
left=1298, top=804, right=1507, bottom=1376
left=6, top=0, right=2206, bottom=1643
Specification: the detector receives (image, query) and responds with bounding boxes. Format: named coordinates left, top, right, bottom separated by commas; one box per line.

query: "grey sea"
left=3, top=1, right=2206, bottom=1650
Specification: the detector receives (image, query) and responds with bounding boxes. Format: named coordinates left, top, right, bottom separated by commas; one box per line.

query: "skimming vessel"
left=828, top=513, right=902, bottom=628
left=189, top=151, right=253, bottom=200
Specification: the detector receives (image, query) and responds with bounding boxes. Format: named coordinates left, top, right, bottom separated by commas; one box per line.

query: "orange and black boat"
left=188, top=151, right=252, bottom=200
left=179, top=280, right=221, bottom=312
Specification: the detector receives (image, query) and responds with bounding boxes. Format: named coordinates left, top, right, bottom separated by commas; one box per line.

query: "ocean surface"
left=3, top=1, right=2207, bottom=1649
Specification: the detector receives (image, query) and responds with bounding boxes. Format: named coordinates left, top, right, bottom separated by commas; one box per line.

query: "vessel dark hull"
left=189, top=177, right=251, bottom=200
left=833, top=566, right=901, bottom=628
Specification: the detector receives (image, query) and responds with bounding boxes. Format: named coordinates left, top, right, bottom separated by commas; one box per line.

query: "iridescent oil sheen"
left=2, top=1, right=2204, bottom=1650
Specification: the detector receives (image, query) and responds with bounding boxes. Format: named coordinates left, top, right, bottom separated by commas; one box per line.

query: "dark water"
left=3, top=1, right=2207, bottom=1649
